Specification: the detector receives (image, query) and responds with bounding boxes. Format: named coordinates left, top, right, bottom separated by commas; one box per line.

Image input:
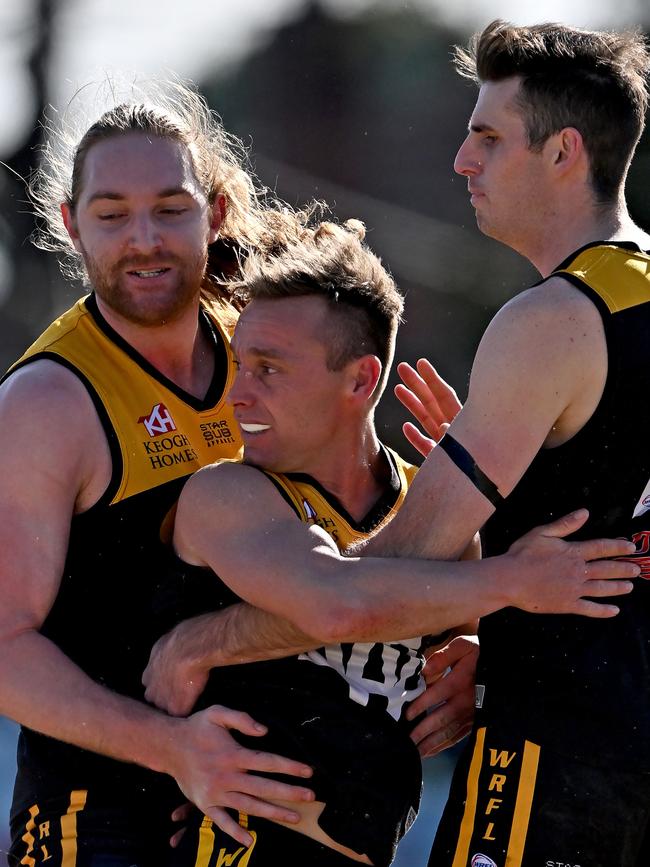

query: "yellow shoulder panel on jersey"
left=265, top=447, right=417, bottom=552
left=558, top=245, right=650, bottom=313
left=7, top=296, right=242, bottom=504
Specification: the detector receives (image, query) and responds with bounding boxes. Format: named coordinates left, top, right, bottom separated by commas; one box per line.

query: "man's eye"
left=160, top=208, right=187, bottom=216
left=98, top=213, right=124, bottom=221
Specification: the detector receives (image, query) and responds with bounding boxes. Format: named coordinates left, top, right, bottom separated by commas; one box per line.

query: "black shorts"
left=196, top=667, right=422, bottom=866
left=170, top=810, right=365, bottom=867
left=8, top=788, right=175, bottom=867
left=429, top=724, right=650, bottom=867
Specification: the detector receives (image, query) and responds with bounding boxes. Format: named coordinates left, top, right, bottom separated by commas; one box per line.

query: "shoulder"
left=0, top=359, right=107, bottom=508
left=495, top=274, right=603, bottom=328
left=178, top=461, right=297, bottom=522
left=477, top=275, right=605, bottom=365
left=174, top=461, right=305, bottom=567
left=1, top=359, right=100, bottom=432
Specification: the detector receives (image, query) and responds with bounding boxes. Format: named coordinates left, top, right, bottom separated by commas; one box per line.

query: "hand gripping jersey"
left=478, top=242, right=650, bottom=769
left=154, top=445, right=425, bottom=867
left=5, top=294, right=242, bottom=862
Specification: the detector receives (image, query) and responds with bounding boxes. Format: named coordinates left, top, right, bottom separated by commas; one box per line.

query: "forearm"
left=0, top=629, right=179, bottom=774
left=172, top=604, right=323, bottom=668
left=316, top=554, right=508, bottom=643
left=143, top=604, right=324, bottom=716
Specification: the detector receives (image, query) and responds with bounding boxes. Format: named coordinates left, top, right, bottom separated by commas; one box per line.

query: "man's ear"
left=549, top=127, right=584, bottom=173
left=209, top=193, right=226, bottom=243
left=349, top=354, right=382, bottom=402
left=61, top=203, right=83, bottom=253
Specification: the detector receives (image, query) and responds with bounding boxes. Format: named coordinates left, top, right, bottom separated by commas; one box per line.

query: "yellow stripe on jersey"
left=60, top=789, right=87, bottom=867
left=194, top=816, right=216, bottom=867
left=6, top=296, right=242, bottom=504
left=451, top=727, right=487, bottom=867
left=506, top=741, right=541, bottom=866
left=558, top=245, right=650, bottom=313
left=238, top=832, right=257, bottom=866
left=195, top=818, right=257, bottom=867
left=19, top=804, right=39, bottom=867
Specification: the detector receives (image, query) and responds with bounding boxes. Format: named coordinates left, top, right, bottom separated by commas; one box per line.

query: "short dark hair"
left=454, top=20, right=650, bottom=202
left=239, top=219, right=404, bottom=404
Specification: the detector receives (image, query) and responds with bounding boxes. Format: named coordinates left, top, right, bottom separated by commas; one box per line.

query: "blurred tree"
left=0, top=0, right=73, bottom=372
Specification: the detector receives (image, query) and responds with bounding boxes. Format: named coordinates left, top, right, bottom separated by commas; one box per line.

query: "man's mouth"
left=127, top=268, right=171, bottom=278
left=239, top=423, right=271, bottom=433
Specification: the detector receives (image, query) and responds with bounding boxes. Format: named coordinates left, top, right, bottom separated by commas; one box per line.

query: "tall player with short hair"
left=378, top=20, right=650, bottom=865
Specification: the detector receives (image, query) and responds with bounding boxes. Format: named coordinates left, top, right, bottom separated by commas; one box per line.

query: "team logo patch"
left=471, top=854, right=497, bottom=867
left=138, top=403, right=177, bottom=437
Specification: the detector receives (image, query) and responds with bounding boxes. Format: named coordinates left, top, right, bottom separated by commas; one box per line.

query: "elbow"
left=297, top=595, right=377, bottom=644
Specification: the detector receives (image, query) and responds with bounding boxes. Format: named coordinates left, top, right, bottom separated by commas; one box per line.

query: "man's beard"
left=82, top=247, right=208, bottom=327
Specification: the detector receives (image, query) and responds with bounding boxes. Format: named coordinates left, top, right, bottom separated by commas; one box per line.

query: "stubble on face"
left=82, top=243, right=208, bottom=327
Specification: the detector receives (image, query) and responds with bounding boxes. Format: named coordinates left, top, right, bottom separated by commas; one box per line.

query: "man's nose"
left=127, top=214, right=162, bottom=255
left=227, top=368, right=255, bottom=407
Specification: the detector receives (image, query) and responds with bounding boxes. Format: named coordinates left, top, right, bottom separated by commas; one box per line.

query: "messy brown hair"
left=239, top=219, right=404, bottom=404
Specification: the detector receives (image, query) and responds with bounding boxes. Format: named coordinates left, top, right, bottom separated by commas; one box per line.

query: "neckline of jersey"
left=83, top=293, right=231, bottom=411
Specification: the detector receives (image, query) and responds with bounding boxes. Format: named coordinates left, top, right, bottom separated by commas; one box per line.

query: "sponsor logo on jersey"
left=137, top=407, right=199, bottom=470
left=140, top=431, right=199, bottom=470
left=544, top=862, right=582, bottom=867
left=200, top=419, right=237, bottom=447
left=138, top=403, right=176, bottom=437
left=471, top=854, right=497, bottom=867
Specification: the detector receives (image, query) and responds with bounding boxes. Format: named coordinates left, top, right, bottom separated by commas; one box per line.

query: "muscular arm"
left=0, top=363, right=159, bottom=761
left=0, top=363, right=313, bottom=845
left=174, top=457, right=633, bottom=649
left=366, top=278, right=609, bottom=559
left=143, top=603, right=317, bottom=716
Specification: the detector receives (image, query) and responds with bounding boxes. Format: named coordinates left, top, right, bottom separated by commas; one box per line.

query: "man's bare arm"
left=174, top=458, right=635, bottom=647
left=0, top=364, right=314, bottom=847
left=144, top=604, right=316, bottom=716
left=144, top=461, right=637, bottom=718
left=366, top=279, right=609, bottom=559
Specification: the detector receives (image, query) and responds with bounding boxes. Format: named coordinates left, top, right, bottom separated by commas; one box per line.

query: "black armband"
left=437, top=433, right=505, bottom=508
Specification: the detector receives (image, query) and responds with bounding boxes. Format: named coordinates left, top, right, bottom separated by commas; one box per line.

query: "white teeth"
left=240, top=423, right=270, bottom=433
left=132, top=269, right=166, bottom=277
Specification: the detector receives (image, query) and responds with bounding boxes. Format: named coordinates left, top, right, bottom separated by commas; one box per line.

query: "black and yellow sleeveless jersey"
left=153, top=444, right=424, bottom=867
left=263, top=452, right=426, bottom=721
left=5, top=294, right=242, bottom=837
left=478, top=241, right=650, bottom=769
